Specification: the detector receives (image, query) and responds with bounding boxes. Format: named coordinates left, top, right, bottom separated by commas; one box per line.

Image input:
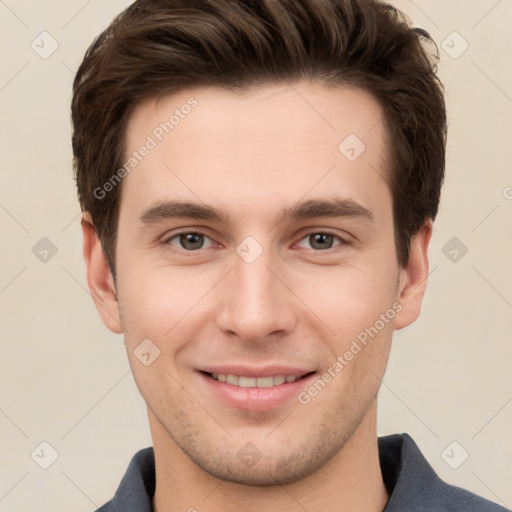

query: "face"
left=84, top=81, right=430, bottom=486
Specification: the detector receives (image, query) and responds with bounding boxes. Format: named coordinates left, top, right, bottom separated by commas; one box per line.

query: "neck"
left=151, top=402, right=389, bottom=512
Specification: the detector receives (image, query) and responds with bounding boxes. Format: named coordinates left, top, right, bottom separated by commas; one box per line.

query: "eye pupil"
left=310, top=233, right=334, bottom=250
left=180, top=233, right=204, bottom=250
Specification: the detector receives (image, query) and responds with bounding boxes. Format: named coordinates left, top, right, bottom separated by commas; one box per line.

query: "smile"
left=199, top=370, right=316, bottom=411
left=209, top=373, right=308, bottom=387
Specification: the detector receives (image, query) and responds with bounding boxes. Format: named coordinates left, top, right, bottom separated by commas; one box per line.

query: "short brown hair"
left=71, top=0, right=447, bottom=278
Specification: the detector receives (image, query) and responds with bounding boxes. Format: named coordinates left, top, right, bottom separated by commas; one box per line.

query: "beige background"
left=0, top=1, right=511, bottom=510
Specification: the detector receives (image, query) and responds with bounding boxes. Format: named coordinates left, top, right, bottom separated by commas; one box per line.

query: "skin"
left=82, top=81, right=432, bottom=512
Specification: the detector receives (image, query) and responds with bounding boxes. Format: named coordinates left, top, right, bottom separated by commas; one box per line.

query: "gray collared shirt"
left=95, top=433, right=509, bottom=511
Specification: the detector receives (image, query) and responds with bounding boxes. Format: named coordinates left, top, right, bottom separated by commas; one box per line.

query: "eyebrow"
left=138, top=197, right=374, bottom=227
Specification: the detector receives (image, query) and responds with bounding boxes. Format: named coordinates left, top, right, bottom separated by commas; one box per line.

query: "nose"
left=215, top=243, right=298, bottom=345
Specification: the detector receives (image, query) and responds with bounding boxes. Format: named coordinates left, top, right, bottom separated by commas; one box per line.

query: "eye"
left=296, top=232, right=345, bottom=251
left=165, top=231, right=215, bottom=251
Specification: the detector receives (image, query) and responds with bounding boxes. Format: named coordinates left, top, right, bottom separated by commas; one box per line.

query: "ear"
left=394, top=220, right=432, bottom=330
left=81, top=212, right=123, bottom=334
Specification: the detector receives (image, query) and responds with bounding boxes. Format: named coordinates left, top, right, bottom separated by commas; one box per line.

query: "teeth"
left=256, top=376, right=274, bottom=388
left=211, top=373, right=301, bottom=387
left=273, top=375, right=286, bottom=385
left=238, top=376, right=256, bottom=388
left=226, top=374, right=238, bottom=385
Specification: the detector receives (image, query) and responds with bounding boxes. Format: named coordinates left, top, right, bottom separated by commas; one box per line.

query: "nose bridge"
left=215, top=240, right=296, bottom=341
left=236, top=250, right=276, bottom=307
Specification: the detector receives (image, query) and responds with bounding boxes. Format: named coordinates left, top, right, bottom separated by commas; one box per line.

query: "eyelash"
left=163, top=229, right=348, bottom=254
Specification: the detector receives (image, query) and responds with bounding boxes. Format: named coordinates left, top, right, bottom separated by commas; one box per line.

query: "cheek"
left=308, top=264, right=398, bottom=335
left=329, top=267, right=398, bottom=383
left=316, top=275, right=396, bottom=397
left=116, top=259, right=215, bottom=343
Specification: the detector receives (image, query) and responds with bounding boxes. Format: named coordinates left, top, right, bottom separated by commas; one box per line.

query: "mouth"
left=198, top=369, right=317, bottom=411
left=204, top=371, right=314, bottom=388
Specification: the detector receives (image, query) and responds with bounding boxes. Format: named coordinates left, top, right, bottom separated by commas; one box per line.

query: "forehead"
left=121, top=82, right=391, bottom=221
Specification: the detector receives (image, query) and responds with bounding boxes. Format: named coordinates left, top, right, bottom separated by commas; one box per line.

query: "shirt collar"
left=103, top=433, right=478, bottom=511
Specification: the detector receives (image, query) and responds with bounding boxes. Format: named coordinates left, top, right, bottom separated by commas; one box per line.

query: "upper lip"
left=199, top=365, right=314, bottom=378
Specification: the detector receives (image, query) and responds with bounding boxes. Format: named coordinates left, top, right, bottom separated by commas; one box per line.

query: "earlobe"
left=81, top=212, right=124, bottom=334
left=394, top=220, right=433, bottom=330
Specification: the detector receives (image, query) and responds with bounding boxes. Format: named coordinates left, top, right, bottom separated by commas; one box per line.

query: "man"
left=71, top=0, right=507, bottom=510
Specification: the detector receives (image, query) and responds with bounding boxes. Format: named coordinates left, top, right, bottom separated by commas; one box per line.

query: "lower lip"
left=198, top=372, right=316, bottom=411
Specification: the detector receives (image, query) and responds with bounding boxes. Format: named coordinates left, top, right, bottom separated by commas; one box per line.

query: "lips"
left=198, top=367, right=316, bottom=411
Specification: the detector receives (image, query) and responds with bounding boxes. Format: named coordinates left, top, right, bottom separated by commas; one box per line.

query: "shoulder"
left=379, top=433, right=509, bottom=512
left=435, top=483, right=509, bottom=511
left=93, top=446, right=156, bottom=512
